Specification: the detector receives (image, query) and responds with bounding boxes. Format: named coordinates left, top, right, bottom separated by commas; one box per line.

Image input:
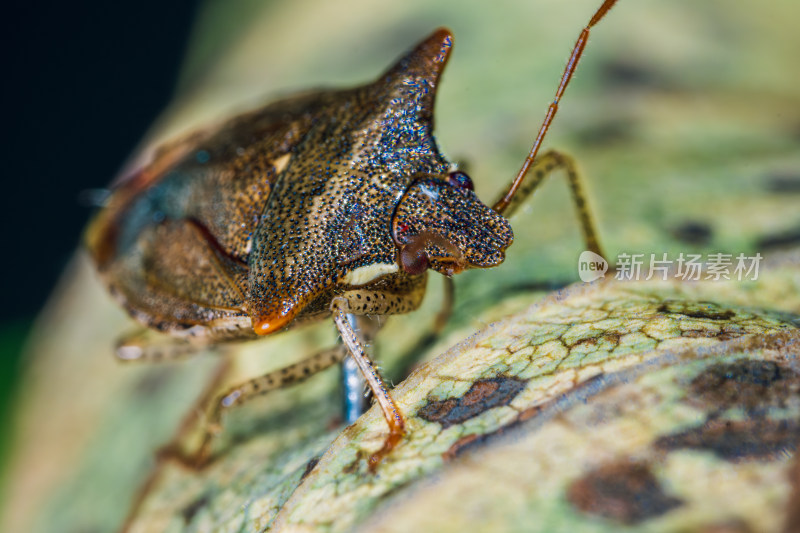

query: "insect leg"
left=493, top=150, right=604, bottom=258
left=331, top=297, right=405, bottom=471
left=341, top=313, right=380, bottom=423
left=191, top=344, right=347, bottom=465
left=434, top=276, right=455, bottom=332
left=390, top=276, right=455, bottom=383
left=114, top=328, right=204, bottom=363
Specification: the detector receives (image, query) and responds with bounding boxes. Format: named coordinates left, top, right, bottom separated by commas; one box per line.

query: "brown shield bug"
left=85, top=0, right=616, bottom=468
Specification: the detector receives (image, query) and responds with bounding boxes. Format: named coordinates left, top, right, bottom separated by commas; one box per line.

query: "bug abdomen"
left=86, top=99, right=322, bottom=334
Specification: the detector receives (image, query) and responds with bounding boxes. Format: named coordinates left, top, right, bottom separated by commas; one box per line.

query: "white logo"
left=578, top=250, right=608, bottom=282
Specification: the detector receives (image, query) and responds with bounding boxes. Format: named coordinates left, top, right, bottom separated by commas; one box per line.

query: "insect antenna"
left=493, top=0, right=619, bottom=214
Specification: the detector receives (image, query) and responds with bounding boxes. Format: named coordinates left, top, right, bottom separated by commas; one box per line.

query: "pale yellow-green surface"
left=2, top=0, right=800, bottom=532
left=356, top=349, right=797, bottom=533
left=122, top=266, right=800, bottom=532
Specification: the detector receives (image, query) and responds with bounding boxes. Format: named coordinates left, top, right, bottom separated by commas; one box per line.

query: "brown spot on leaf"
left=181, top=493, right=210, bottom=525
left=570, top=332, right=621, bottom=349
left=757, top=226, right=800, bottom=251
left=688, top=360, right=800, bottom=412
left=658, top=301, right=735, bottom=321
left=342, top=456, right=361, bottom=475
left=417, top=376, right=526, bottom=429
left=441, top=374, right=606, bottom=461
left=442, top=434, right=485, bottom=461
left=655, top=418, right=800, bottom=462
left=764, top=172, right=800, bottom=193
left=567, top=460, right=683, bottom=525
left=697, top=520, right=755, bottom=533
left=670, top=220, right=713, bottom=246
left=681, top=327, right=743, bottom=341
left=300, top=457, right=319, bottom=481
left=682, top=329, right=718, bottom=339
left=574, top=119, right=636, bottom=147
left=572, top=336, right=598, bottom=348
left=598, top=59, right=672, bottom=91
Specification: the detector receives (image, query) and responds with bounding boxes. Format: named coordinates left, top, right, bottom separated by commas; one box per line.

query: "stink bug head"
left=392, top=175, right=513, bottom=276
left=381, top=30, right=515, bottom=278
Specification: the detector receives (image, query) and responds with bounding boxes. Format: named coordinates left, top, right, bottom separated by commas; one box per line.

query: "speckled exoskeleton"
left=86, top=0, right=616, bottom=467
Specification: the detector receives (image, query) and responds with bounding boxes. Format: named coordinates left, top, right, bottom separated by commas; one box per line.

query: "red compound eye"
left=447, top=171, right=473, bottom=191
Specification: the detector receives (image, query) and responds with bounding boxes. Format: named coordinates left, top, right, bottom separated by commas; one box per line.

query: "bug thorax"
left=246, top=29, right=468, bottom=335
left=391, top=172, right=514, bottom=277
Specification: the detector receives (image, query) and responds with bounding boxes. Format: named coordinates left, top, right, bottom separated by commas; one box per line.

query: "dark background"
left=2, top=0, right=199, bottom=439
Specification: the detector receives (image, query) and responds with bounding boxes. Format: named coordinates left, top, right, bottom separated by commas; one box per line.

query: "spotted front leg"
left=338, top=272, right=428, bottom=316
left=331, top=297, right=405, bottom=471
left=340, top=274, right=454, bottom=424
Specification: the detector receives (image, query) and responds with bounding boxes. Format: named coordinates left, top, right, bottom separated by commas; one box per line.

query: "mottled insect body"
left=87, top=0, right=617, bottom=466
left=87, top=29, right=510, bottom=342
